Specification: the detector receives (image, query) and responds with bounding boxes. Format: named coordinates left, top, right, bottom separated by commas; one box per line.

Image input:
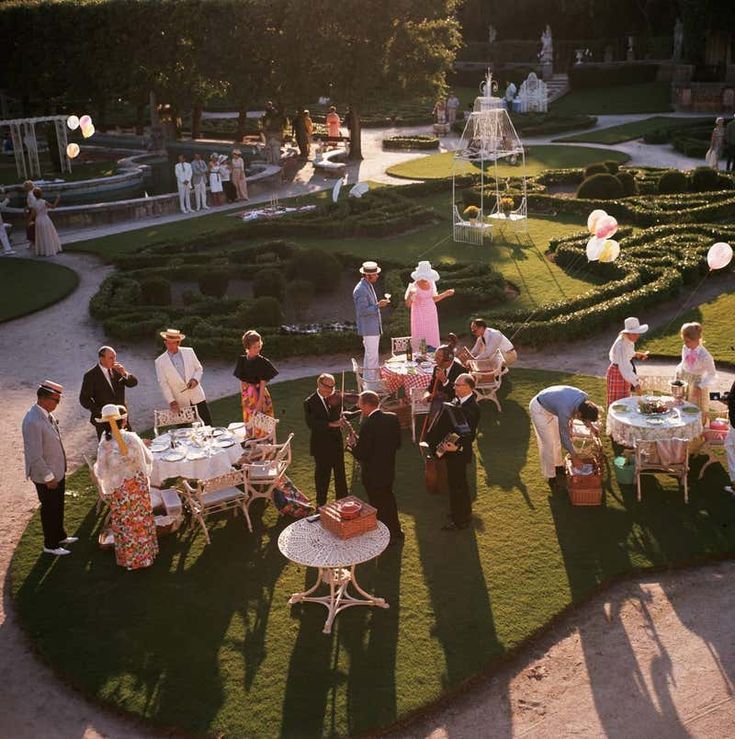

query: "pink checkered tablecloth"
left=380, top=359, right=433, bottom=395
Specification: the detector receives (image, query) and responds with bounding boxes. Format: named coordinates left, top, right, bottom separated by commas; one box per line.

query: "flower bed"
left=382, top=135, right=440, bottom=151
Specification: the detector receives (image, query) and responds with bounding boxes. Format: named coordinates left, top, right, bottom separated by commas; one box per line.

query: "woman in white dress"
left=676, top=322, right=717, bottom=415
left=208, top=154, right=224, bottom=206
left=31, top=188, right=62, bottom=257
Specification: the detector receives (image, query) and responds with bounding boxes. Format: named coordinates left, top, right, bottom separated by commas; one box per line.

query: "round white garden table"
left=149, top=427, right=245, bottom=486
left=278, top=519, right=390, bottom=634
left=380, top=356, right=434, bottom=395
left=606, top=396, right=703, bottom=447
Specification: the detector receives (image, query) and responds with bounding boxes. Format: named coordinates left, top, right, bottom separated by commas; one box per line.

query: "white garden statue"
left=518, top=72, right=548, bottom=114
left=539, top=25, right=553, bottom=64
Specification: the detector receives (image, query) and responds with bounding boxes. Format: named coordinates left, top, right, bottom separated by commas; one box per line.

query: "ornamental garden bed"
left=382, top=135, right=440, bottom=151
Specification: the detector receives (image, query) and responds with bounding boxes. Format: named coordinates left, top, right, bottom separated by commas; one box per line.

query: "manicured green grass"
left=641, top=285, right=735, bottom=365
left=551, top=82, right=673, bottom=116
left=554, top=116, right=712, bottom=145
left=0, top=257, right=79, bottom=322
left=385, top=145, right=630, bottom=181
left=10, top=369, right=734, bottom=738
left=0, top=158, right=118, bottom=186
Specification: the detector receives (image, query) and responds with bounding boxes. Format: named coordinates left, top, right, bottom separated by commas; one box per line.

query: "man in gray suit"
left=21, top=380, right=77, bottom=556
left=352, top=261, right=390, bottom=382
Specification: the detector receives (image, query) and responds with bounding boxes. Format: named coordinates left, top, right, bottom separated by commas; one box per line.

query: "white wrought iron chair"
left=391, top=336, right=412, bottom=357
left=452, top=204, right=491, bottom=246
left=634, top=438, right=690, bottom=503
left=239, top=412, right=280, bottom=464
left=153, top=405, right=202, bottom=437
left=637, top=375, right=673, bottom=396
left=409, top=386, right=431, bottom=443
left=85, top=454, right=109, bottom=520
left=241, top=433, right=294, bottom=532
left=467, top=353, right=507, bottom=411
left=180, top=468, right=249, bottom=544
left=350, top=357, right=392, bottom=402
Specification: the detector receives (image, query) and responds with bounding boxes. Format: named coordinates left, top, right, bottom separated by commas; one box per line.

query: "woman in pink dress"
left=404, top=261, right=454, bottom=352
left=31, top=187, right=62, bottom=257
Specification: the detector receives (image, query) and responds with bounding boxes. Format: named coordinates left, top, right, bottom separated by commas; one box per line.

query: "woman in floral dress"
left=94, top=404, right=158, bottom=570
left=233, top=330, right=278, bottom=432
left=404, top=260, right=454, bottom=352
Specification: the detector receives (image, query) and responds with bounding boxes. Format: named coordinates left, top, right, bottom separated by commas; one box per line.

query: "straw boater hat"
left=39, top=380, right=63, bottom=397
left=622, top=317, right=648, bottom=334
left=94, top=403, right=128, bottom=424
left=359, top=260, right=381, bottom=275
left=160, top=328, right=185, bottom=341
left=411, top=260, right=440, bottom=283
left=232, top=149, right=241, bottom=156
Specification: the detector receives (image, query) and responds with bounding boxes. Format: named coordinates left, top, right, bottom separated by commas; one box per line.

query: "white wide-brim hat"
left=160, top=328, right=185, bottom=341
left=411, top=260, right=440, bottom=282
left=95, top=403, right=128, bottom=423
left=359, top=260, right=381, bottom=275
left=623, top=316, right=648, bottom=334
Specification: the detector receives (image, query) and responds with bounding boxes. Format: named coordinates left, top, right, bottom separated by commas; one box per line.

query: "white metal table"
left=278, top=518, right=390, bottom=634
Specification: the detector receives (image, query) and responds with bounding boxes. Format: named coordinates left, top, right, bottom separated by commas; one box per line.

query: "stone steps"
left=546, top=74, right=570, bottom=103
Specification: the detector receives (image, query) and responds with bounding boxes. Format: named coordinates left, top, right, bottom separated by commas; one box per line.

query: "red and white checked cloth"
left=380, top=363, right=433, bottom=394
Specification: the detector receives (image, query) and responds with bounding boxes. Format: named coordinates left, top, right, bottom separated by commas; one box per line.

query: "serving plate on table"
left=162, top=450, right=186, bottom=463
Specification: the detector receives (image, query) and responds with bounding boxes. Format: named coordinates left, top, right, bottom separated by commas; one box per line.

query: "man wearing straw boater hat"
left=21, top=381, right=78, bottom=556
left=154, top=328, right=213, bottom=426
left=353, top=261, right=390, bottom=384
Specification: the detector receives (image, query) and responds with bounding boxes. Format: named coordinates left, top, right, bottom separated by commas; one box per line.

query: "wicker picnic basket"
left=565, top=455, right=603, bottom=506
left=319, top=495, right=378, bottom=539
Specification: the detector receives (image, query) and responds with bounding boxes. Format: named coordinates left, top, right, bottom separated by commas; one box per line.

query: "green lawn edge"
left=554, top=116, right=712, bottom=145
left=0, top=258, right=79, bottom=323
left=9, top=369, right=735, bottom=738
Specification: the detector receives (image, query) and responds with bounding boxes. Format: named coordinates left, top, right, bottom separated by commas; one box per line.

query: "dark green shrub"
left=103, top=311, right=170, bottom=341
left=253, top=268, right=286, bottom=300
left=383, top=135, right=439, bottom=151
left=285, top=248, right=341, bottom=293
left=238, top=296, right=284, bottom=327
left=198, top=270, right=230, bottom=298
left=255, top=251, right=278, bottom=264
left=616, top=171, right=639, bottom=196
left=690, top=166, right=720, bottom=192
left=140, top=276, right=172, bottom=305
left=643, top=128, right=670, bottom=144
left=569, top=63, right=658, bottom=89
left=604, top=160, right=620, bottom=175
left=657, top=169, right=688, bottom=194
left=576, top=173, right=624, bottom=200
left=584, top=163, right=609, bottom=178
left=288, top=279, right=315, bottom=311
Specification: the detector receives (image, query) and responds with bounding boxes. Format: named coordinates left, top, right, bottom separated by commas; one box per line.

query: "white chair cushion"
left=247, top=462, right=280, bottom=481
left=200, top=486, right=246, bottom=507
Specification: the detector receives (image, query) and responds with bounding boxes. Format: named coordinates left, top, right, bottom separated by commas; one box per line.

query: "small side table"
left=278, top=519, right=390, bottom=634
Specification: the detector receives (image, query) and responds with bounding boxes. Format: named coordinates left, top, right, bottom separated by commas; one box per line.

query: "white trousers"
left=177, top=183, right=191, bottom=213
left=193, top=181, right=207, bottom=210
left=725, top=428, right=735, bottom=482
left=362, top=335, right=381, bottom=383
left=529, top=397, right=563, bottom=479
left=0, top=224, right=13, bottom=254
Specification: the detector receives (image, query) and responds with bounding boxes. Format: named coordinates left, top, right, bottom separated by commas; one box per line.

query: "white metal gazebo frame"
left=452, top=72, right=528, bottom=245
left=1, top=115, right=71, bottom=180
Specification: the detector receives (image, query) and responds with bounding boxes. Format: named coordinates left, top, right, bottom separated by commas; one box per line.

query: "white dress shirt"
left=471, top=328, right=513, bottom=360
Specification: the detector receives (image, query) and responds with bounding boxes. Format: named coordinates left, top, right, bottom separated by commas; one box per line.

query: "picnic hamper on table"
left=319, top=495, right=378, bottom=539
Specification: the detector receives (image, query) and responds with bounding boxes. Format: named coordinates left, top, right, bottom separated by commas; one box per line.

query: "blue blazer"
left=352, top=278, right=382, bottom=337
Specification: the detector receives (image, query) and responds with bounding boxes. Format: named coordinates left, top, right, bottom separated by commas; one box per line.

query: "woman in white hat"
left=231, top=149, right=249, bottom=201
left=606, top=316, right=649, bottom=406
left=208, top=154, right=224, bottom=206
left=404, top=261, right=454, bottom=352
left=94, top=404, right=158, bottom=571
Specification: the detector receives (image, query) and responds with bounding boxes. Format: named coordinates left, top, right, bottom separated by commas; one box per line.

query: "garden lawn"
left=0, top=257, right=79, bottom=322
left=0, top=158, right=118, bottom=186
left=10, top=370, right=734, bottom=738
left=554, top=116, right=712, bottom=145
left=386, top=145, right=629, bottom=180
left=641, top=286, right=735, bottom=365
left=551, top=82, right=673, bottom=115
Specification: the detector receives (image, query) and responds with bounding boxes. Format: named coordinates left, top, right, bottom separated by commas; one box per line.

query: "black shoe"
left=389, top=531, right=405, bottom=546
left=441, top=522, right=468, bottom=531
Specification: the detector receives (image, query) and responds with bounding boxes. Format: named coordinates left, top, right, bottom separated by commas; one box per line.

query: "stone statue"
left=539, top=25, right=553, bottom=64
left=673, top=18, right=684, bottom=61
left=480, top=69, right=498, bottom=98
left=488, top=24, right=497, bottom=47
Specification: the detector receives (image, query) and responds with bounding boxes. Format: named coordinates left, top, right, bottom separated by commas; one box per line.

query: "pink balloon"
left=595, top=215, right=618, bottom=240
left=707, top=242, right=733, bottom=270
left=586, top=236, right=605, bottom=261
left=587, top=209, right=607, bottom=234
left=79, top=114, right=92, bottom=128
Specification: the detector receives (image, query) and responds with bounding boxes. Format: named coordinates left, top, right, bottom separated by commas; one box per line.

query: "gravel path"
left=1, top=120, right=733, bottom=738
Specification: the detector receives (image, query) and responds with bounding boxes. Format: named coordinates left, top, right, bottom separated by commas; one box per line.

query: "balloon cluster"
left=586, top=209, right=620, bottom=263
left=707, top=242, right=733, bottom=271
left=66, top=113, right=95, bottom=158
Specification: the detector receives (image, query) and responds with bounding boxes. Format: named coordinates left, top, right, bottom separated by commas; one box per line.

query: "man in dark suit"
left=426, top=344, right=465, bottom=402
left=429, top=373, right=481, bottom=531
left=304, top=373, right=350, bottom=507
left=348, top=390, right=404, bottom=544
left=79, top=345, right=138, bottom=439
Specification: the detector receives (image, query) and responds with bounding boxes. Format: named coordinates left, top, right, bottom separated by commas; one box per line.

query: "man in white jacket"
left=174, top=155, right=193, bottom=214
left=155, top=328, right=213, bottom=425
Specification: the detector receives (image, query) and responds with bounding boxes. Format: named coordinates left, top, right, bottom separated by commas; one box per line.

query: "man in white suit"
left=174, top=154, right=193, bottom=214
left=155, top=328, right=213, bottom=425
left=21, top=381, right=78, bottom=556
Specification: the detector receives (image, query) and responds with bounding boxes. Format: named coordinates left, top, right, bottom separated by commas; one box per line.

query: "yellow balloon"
left=66, top=143, right=80, bottom=159
left=598, top=239, right=620, bottom=263
left=81, top=124, right=96, bottom=139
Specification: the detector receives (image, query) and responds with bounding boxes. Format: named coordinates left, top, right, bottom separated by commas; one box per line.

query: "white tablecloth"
left=149, top=425, right=246, bottom=485
left=606, top=396, right=703, bottom=447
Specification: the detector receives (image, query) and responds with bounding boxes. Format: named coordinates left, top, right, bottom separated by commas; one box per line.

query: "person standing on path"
left=0, top=189, right=16, bottom=255
left=353, top=261, right=390, bottom=384
left=174, top=155, right=192, bottom=214
left=606, top=317, right=649, bottom=407
left=21, top=381, right=78, bottom=556
left=191, top=152, right=209, bottom=211
left=30, top=188, right=62, bottom=257
left=404, top=260, right=454, bottom=353
left=230, top=149, right=249, bottom=201
left=725, top=113, right=735, bottom=172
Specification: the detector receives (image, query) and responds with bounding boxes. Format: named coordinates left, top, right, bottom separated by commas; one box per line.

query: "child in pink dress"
left=404, top=261, right=454, bottom=352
